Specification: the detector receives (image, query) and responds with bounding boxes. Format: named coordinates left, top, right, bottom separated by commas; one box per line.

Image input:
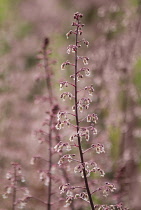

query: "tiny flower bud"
left=6, top=186, right=12, bottom=194
left=66, top=144, right=72, bottom=151
left=83, top=57, right=89, bottom=65
left=72, top=105, right=75, bottom=111
left=30, top=157, right=36, bottom=165
left=6, top=172, right=12, bottom=180
left=61, top=63, right=65, bottom=70
left=17, top=200, right=27, bottom=209
left=39, top=171, right=46, bottom=181
left=80, top=192, right=88, bottom=201
left=21, top=176, right=25, bottom=183
left=66, top=30, right=73, bottom=39
left=87, top=115, right=92, bottom=122
left=2, top=193, right=8, bottom=199
left=93, top=128, right=97, bottom=135
left=85, top=68, right=90, bottom=76
left=45, top=176, right=49, bottom=186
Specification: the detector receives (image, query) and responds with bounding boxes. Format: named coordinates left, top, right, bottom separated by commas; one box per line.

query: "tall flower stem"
left=74, top=22, right=95, bottom=210
left=43, top=38, right=53, bottom=210
left=42, top=37, right=75, bottom=210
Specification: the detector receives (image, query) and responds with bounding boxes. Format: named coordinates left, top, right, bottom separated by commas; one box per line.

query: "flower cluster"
left=64, top=196, right=74, bottom=207
left=70, top=72, right=84, bottom=81
left=59, top=183, right=89, bottom=207
left=76, top=98, right=92, bottom=112
left=54, top=141, right=72, bottom=152
left=78, top=128, right=90, bottom=141
left=39, top=170, right=50, bottom=186
left=85, top=85, right=95, bottom=96
left=77, top=56, right=89, bottom=65
left=74, top=162, right=105, bottom=178
left=87, top=113, right=98, bottom=123
left=2, top=163, right=30, bottom=209
left=56, top=111, right=71, bottom=130
left=102, top=182, right=116, bottom=197
left=56, top=11, right=120, bottom=209
left=30, top=156, right=41, bottom=165
left=59, top=183, right=76, bottom=196
left=69, top=133, right=78, bottom=141
left=69, top=129, right=90, bottom=142
left=57, top=111, right=67, bottom=120
left=61, top=61, right=72, bottom=70
left=82, top=38, right=89, bottom=47
left=58, top=154, right=76, bottom=166
left=91, top=143, right=105, bottom=154
left=56, top=119, right=70, bottom=130
left=67, top=45, right=78, bottom=54
left=70, top=67, right=91, bottom=81
left=79, top=67, right=91, bottom=76
left=60, top=92, right=73, bottom=101
left=16, top=200, right=27, bottom=209
left=60, top=81, right=68, bottom=91
left=89, top=125, right=98, bottom=135
left=95, top=204, right=127, bottom=210
left=75, top=192, right=88, bottom=201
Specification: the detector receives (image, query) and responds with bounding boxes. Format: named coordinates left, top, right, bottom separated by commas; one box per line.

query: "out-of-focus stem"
left=12, top=164, right=17, bottom=210
left=55, top=128, right=75, bottom=210
left=47, top=114, right=53, bottom=210
left=43, top=38, right=53, bottom=210
left=43, top=38, right=53, bottom=106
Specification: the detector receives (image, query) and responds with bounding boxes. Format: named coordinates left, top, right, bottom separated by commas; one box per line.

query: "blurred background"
left=0, top=0, right=141, bottom=209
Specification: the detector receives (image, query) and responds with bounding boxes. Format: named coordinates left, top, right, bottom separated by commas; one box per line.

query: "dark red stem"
left=74, top=21, right=95, bottom=210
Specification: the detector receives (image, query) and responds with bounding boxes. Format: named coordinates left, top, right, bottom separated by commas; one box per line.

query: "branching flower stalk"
left=74, top=13, right=95, bottom=210
left=43, top=38, right=75, bottom=210
left=55, top=12, right=117, bottom=209
left=30, top=38, right=75, bottom=210
left=2, top=163, right=30, bottom=209
left=31, top=38, right=56, bottom=210
left=56, top=12, right=98, bottom=209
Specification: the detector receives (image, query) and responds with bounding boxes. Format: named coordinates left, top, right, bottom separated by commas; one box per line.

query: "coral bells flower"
left=74, top=12, right=83, bottom=20
left=64, top=196, right=73, bottom=207
left=91, top=143, right=105, bottom=154
left=54, top=141, right=72, bottom=152
left=87, top=113, right=98, bottom=123
left=61, top=61, right=71, bottom=70
left=56, top=11, right=120, bottom=210
left=6, top=172, right=12, bottom=180
left=59, top=183, right=70, bottom=194
left=85, top=85, right=95, bottom=96
left=2, top=193, right=8, bottom=199
left=58, top=154, right=75, bottom=166
left=79, top=192, right=88, bottom=201
left=83, top=57, right=89, bottom=65
left=66, top=30, right=73, bottom=39
left=17, top=200, right=27, bottom=209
